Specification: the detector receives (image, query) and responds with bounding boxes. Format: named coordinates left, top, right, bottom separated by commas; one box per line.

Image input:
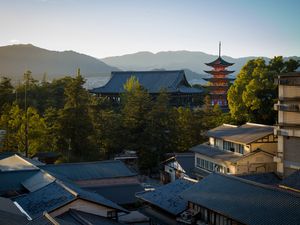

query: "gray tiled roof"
left=90, top=70, right=202, bottom=94
left=40, top=160, right=136, bottom=181
left=136, top=178, right=196, bottom=215
left=181, top=173, right=300, bottom=225
left=207, top=123, right=274, bottom=144
left=190, top=144, right=241, bottom=162
left=280, top=170, right=300, bottom=191
left=85, top=183, right=144, bottom=205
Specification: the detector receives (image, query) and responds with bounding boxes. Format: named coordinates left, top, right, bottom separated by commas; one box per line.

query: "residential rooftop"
left=136, top=178, right=196, bottom=215
left=40, top=160, right=137, bottom=181
left=207, top=122, right=275, bottom=144
left=181, top=173, right=300, bottom=225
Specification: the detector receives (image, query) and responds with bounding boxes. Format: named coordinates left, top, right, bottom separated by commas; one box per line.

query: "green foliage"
left=58, top=75, right=96, bottom=161
left=0, top=104, right=47, bottom=155
left=0, top=76, right=14, bottom=111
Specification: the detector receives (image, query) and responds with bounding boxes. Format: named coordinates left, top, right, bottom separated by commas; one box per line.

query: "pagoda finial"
left=219, top=41, right=221, bottom=57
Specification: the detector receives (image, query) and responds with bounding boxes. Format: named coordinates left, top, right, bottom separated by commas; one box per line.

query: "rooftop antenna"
left=219, top=41, right=221, bottom=57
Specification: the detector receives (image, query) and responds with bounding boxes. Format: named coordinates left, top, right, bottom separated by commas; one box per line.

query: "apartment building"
left=274, top=72, right=300, bottom=177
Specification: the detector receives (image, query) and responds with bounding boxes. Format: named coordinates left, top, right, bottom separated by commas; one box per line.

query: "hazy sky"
left=1, top=0, right=299, bottom=58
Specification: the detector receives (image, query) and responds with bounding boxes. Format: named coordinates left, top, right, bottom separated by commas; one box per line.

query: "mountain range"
left=0, top=44, right=299, bottom=87
left=0, top=44, right=118, bottom=81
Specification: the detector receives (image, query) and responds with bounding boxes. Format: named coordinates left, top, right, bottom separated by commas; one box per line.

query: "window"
left=238, top=144, right=244, bottom=154
left=196, top=157, right=227, bottom=174
left=223, top=141, right=234, bottom=152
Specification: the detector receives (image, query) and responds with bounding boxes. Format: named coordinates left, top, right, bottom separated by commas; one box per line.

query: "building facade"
left=204, top=43, right=234, bottom=108
left=191, top=123, right=277, bottom=178
left=274, top=72, right=300, bottom=177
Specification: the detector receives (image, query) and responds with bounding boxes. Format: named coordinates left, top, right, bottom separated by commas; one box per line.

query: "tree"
left=0, top=104, right=47, bottom=155
left=58, top=75, right=95, bottom=161
left=121, top=76, right=152, bottom=151
left=228, top=58, right=277, bottom=124
left=0, top=76, right=14, bottom=111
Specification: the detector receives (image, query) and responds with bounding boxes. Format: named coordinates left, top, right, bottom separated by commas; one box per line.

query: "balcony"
left=274, top=103, right=300, bottom=112
left=277, top=77, right=300, bottom=86
left=274, top=126, right=300, bottom=137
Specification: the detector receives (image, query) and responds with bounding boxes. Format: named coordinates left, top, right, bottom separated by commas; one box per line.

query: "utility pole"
left=24, top=73, right=29, bottom=157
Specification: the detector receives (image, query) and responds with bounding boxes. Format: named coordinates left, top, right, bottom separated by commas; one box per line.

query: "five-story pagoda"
left=204, top=42, right=235, bottom=108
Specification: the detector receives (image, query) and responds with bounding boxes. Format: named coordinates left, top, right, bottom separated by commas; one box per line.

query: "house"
left=180, top=173, right=300, bottom=225
left=191, top=123, right=277, bottom=178
left=160, top=153, right=195, bottom=184
left=274, top=72, right=300, bottom=177
left=14, top=178, right=127, bottom=220
left=90, top=70, right=203, bottom=107
left=40, top=160, right=144, bottom=207
left=136, top=178, right=196, bottom=225
left=0, top=155, right=133, bottom=224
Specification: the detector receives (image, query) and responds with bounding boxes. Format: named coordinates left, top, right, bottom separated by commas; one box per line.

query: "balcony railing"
left=277, top=77, right=300, bottom=86
left=274, top=103, right=300, bottom=112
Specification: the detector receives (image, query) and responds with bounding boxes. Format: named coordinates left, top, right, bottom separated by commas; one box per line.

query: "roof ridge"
left=245, top=122, right=274, bottom=128
left=41, top=160, right=122, bottom=166
left=111, top=70, right=184, bottom=73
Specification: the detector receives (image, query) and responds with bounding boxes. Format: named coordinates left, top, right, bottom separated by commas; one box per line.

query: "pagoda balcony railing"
left=274, top=103, right=300, bottom=112
left=275, top=77, right=300, bottom=86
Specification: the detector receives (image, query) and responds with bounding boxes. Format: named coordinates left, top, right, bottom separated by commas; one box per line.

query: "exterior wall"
left=279, top=85, right=300, bottom=98
left=50, top=199, right=115, bottom=218
left=209, top=137, right=215, bottom=146
left=235, top=152, right=276, bottom=174
left=283, top=136, right=300, bottom=176
left=250, top=142, right=277, bottom=155
left=275, top=75, right=300, bottom=178
left=279, top=111, right=300, bottom=124
left=164, top=164, right=177, bottom=182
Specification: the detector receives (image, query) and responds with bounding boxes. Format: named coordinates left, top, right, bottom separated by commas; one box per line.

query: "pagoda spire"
left=219, top=41, right=221, bottom=57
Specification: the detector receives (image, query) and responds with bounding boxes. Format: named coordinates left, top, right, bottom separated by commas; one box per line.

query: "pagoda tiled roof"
left=203, top=77, right=235, bottom=82
left=206, top=56, right=234, bottom=67
left=204, top=70, right=235, bottom=75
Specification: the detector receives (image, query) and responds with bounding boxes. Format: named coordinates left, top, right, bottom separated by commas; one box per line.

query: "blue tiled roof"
left=90, top=70, right=202, bottom=94
left=0, top=170, right=39, bottom=195
left=237, top=172, right=281, bottom=186
left=85, top=183, right=144, bottom=205
left=136, top=178, right=196, bottom=215
left=40, top=160, right=136, bottom=181
left=15, top=182, right=76, bottom=219
left=57, top=209, right=123, bottom=225
left=181, top=173, right=300, bottom=225
left=280, top=170, right=300, bottom=191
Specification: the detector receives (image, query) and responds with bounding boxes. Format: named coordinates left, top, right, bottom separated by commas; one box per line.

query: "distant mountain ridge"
left=0, top=44, right=118, bottom=81
left=102, top=51, right=300, bottom=76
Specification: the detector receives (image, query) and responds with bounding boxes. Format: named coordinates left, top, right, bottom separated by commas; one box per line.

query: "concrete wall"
left=279, top=85, right=300, bottom=98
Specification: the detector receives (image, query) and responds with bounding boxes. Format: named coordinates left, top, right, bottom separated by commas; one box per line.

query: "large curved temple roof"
left=90, top=70, right=203, bottom=95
